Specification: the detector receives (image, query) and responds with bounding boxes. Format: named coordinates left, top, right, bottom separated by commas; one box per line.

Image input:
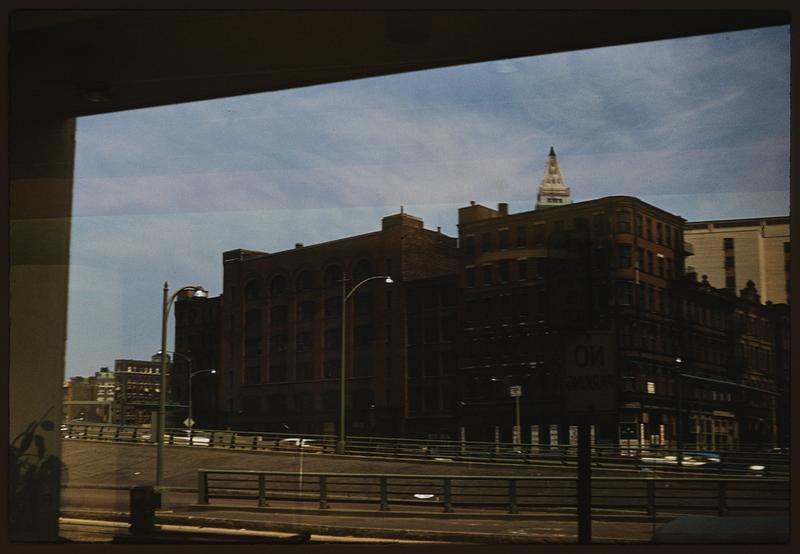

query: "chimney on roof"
left=470, top=200, right=476, bottom=206
left=295, top=243, right=304, bottom=249
left=498, top=203, right=508, bottom=215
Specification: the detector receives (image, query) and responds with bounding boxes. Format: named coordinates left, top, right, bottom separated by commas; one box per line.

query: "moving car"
left=640, top=451, right=767, bottom=475
left=170, top=430, right=211, bottom=445
left=275, top=438, right=324, bottom=453
left=140, top=430, right=211, bottom=445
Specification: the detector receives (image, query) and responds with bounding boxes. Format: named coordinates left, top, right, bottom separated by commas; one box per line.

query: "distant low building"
left=113, top=357, right=172, bottom=426
left=62, top=371, right=114, bottom=423
left=62, top=376, right=95, bottom=422
left=94, top=367, right=115, bottom=403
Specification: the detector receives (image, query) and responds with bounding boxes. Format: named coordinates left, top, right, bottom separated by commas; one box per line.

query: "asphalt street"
left=61, top=486, right=659, bottom=544
left=59, top=439, right=785, bottom=544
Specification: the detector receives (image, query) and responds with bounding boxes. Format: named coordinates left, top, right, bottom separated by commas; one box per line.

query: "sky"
left=66, top=25, right=790, bottom=378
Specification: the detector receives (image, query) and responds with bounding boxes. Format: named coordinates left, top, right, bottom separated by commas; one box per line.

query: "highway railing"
left=61, top=423, right=790, bottom=476
left=196, top=469, right=790, bottom=518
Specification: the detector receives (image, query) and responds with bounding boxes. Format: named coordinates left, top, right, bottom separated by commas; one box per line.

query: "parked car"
left=275, top=438, right=324, bottom=453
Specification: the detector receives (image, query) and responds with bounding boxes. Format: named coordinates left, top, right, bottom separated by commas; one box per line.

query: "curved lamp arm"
left=345, top=275, right=393, bottom=301
left=165, top=284, right=208, bottom=318
left=191, top=368, right=217, bottom=378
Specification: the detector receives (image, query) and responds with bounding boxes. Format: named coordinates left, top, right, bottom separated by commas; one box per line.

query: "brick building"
left=209, top=210, right=458, bottom=436
left=456, top=194, right=690, bottom=444
left=113, top=357, right=172, bottom=426
left=62, top=368, right=115, bottom=423
left=62, top=376, right=96, bottom=422
left=94, top=367, right=115, bottom=408
left=404, top=273, right=460, bottom=438
left=174, top=295, right=221, bottom=428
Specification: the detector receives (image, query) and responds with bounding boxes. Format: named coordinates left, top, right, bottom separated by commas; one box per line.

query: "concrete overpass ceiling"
left=11, top=9, right=789, bottom=117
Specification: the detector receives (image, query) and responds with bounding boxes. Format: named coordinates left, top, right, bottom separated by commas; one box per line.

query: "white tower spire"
left=535, top=146, right=572, bottom=209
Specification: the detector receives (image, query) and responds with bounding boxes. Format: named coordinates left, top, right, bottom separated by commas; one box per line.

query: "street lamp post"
left=157, top=350, right=192, bottom=422
left=514, top=392, right=521, bottom=445
left=156, top=282, right=208, bottom=507
left=337, top=273, right=393, bottom=455
left=675, top=357, right=684, bottom=466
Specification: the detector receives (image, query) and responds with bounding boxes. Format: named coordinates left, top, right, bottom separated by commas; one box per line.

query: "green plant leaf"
left=16, top=426, right=35, bottom=457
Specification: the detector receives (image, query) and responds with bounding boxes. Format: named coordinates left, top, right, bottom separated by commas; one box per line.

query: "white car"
left=170, top=431, right=210, bottom=445
left=141, top=431, right=210, bottom=445
left=276, top=438, right=324, bottom=453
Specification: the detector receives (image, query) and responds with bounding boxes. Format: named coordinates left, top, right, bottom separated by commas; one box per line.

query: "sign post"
left=509, top=385, right=522, bottom=446
left=562, top=331, right=616, bottom=545
left=577, top=413, right=591, bottom=544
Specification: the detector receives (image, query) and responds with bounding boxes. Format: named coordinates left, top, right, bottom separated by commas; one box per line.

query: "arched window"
left=296, top=269, right=313, bottom=291
left=270, top=274, right=286, bottom=296
left=245, top=278, right=261, bottom=300
left=353, top=259, right=372, bottom=282
left=323, top=265, right=342, bottom=288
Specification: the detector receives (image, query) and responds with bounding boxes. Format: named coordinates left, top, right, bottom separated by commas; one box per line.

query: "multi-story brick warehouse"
left=456, top=195, right=691, bottom=444
left=205, top=211, right=459, bottom=436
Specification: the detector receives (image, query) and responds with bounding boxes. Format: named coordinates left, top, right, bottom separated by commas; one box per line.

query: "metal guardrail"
left=61, top=423, right=790, bottom=476
left=197, top=469, right=790, bottom=518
